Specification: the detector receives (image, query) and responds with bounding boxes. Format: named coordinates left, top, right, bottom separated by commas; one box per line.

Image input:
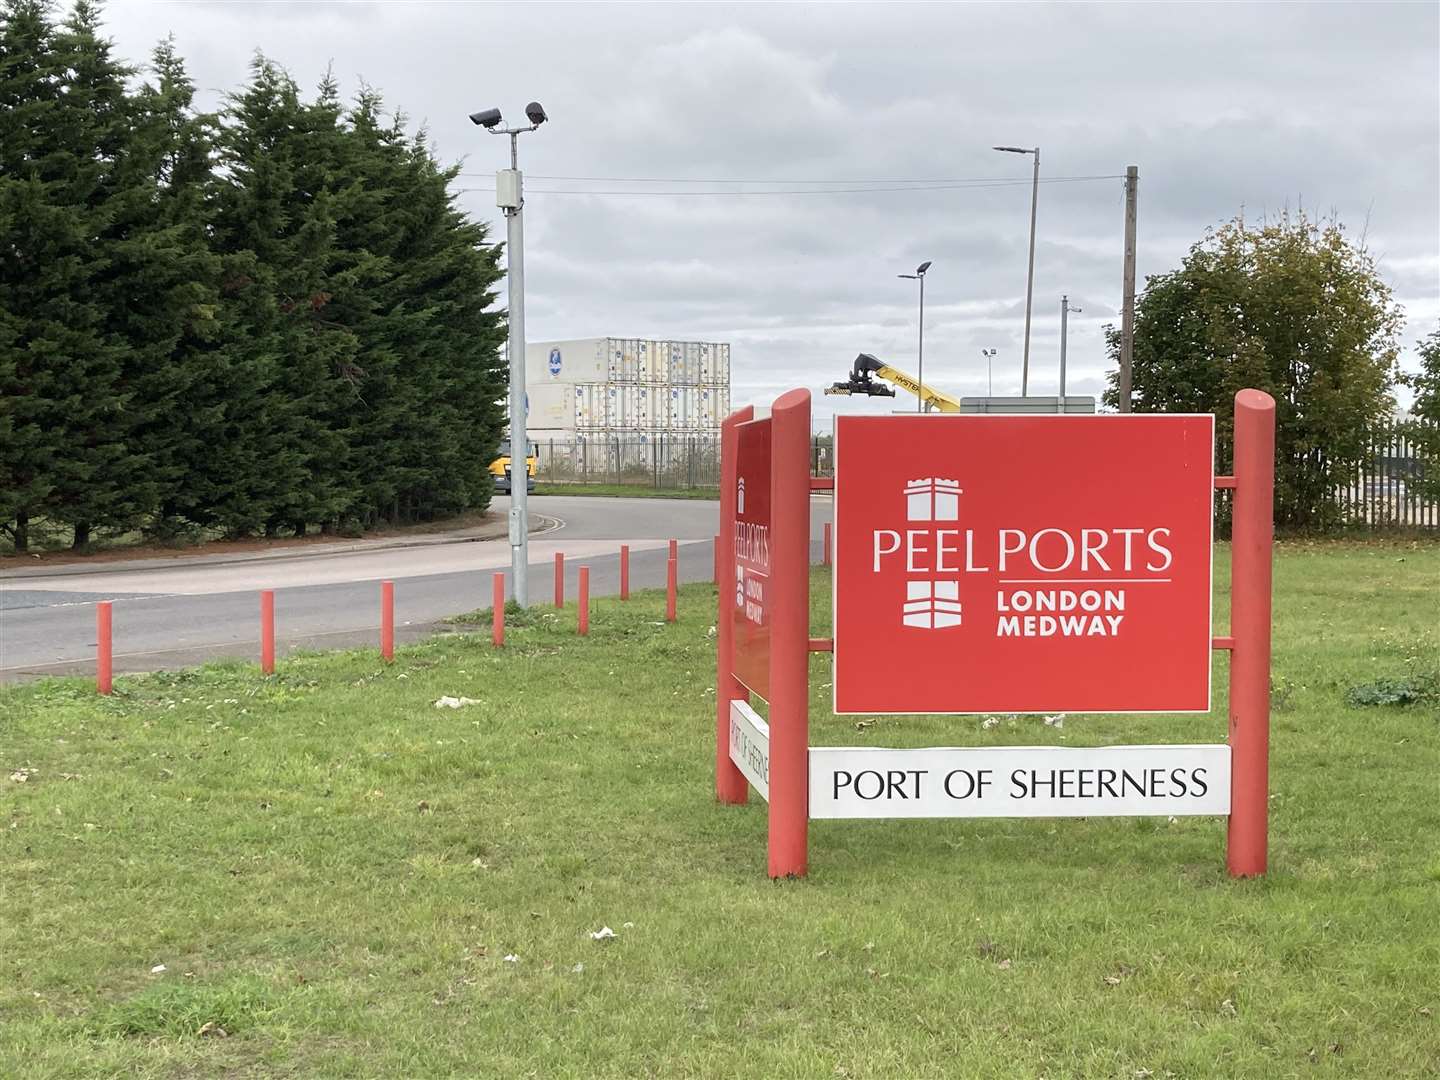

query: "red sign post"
left=714, top=390, right=1274, bottom=883
left=833, top=414, right=1214, bottom=715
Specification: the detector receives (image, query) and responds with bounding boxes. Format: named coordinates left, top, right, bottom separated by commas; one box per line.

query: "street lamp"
left=473, top=101, right=548, bottom=606
left=898, top=260, right=932, bottom=413
left=993, top=144, right=1040, bottom=397
left=981, top=348, right=997, bottom=396
left=1059, top=295, right=1081, bottom=412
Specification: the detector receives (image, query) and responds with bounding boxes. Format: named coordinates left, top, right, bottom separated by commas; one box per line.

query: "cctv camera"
left=525, top=101, right=548, bottom=126
left=469, top=108, right=503, bottom=129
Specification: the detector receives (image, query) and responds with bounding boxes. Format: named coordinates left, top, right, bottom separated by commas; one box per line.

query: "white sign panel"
left=729, top=700, right=770, bottom=802
left=809, top=744, right=1230, bottom=819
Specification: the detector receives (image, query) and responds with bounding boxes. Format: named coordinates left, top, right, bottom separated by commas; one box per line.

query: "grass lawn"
left=533, top=483, right=720, bottom=500
left=2, top=542, right=1438, bottom=1078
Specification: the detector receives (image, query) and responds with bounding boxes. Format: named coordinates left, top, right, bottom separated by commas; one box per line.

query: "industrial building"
left=522, top=337, right=732, bottom=487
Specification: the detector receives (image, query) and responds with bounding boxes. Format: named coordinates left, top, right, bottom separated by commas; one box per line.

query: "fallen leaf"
left=502, top=954, right=519, bottom=964
left=996, top=958, right=1012, bottom=970
left=622, top=921, right=635, bottom=929
left=198, top=1020, right=228, bottom=1038
left=8, top=770, right=29, bottom=783
left=1419, top=1007, right=1432, bottom=1018
left=1219, top=997, right=1237, bottom=1017
left=417, top=801, right=432, bottom=814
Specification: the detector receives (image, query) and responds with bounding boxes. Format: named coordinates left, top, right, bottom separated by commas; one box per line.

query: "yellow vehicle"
left=490, top=439, right=537, bottom=493
left=824, top=353, right=963, bottom=412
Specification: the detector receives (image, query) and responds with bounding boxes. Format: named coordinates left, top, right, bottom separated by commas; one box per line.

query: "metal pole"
left=1119, top=165, right=1138, bottom=413
left=1059, top=296, right=1068, bottom=413
left=916, top=274, right=925, bottom=413
left=504, top=132, right=530, bottom=604
left=1022, top=147, right=1039, bottom=397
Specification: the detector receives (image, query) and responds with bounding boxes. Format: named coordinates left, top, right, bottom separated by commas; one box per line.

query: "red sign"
left=833, top=415, right=1214, bottom=715
left=732, top=418, right=772, bottom=700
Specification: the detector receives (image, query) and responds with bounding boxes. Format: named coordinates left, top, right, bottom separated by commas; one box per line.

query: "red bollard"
left=578, top=566, right=590, bottom=636
left=380, top=580, right=394, bottom=661
left=554, top=551, right=564, bottom=608
left=823, top=521, right=832, bottom=566
left=1227, top=389, right=1276, bottom=878
left=619, top=544, right=630, bottom=600
left=669, top=538, right=678, bottom=563
left=260, top=589, right=275, bottom=675
left=96, top=601, right=112, bottom=695
left=666, top=557, right=678, bottom=622
left=492, top=572, right=505, bottom=648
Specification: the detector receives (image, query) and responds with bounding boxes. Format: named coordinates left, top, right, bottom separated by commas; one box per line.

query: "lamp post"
left=981, top=348, right=997, bottom=396
left=898, top=260, right=932, bottom=412
left=472, top=101, right=548, bottom=606
left=993, top=145, right=1040, bottom=397
left=1059, top=295, right=1081, bottom=412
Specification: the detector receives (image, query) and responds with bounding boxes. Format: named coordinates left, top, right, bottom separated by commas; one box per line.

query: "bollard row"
left=91, top=539, right=694, bottom=690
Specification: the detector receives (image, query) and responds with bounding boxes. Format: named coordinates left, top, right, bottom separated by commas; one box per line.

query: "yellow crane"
left=824, top=353, right=963, bottom=413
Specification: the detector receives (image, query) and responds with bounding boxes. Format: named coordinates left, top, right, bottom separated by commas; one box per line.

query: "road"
left=0, top=495, right=833, bottom=682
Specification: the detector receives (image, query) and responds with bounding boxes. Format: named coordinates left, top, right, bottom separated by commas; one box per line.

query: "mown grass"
left=1, top=541, right=1437, bottom=1078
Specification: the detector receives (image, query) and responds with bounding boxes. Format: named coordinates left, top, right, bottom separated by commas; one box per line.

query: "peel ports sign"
left=833, top=414, right=1215, bottom=715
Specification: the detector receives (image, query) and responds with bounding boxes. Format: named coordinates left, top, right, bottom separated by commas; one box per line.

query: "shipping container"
left=526, top=382, right=572, bottom=432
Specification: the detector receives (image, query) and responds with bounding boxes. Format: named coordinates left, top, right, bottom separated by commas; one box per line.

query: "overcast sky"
left=105, top=1, right=1439, bottom=424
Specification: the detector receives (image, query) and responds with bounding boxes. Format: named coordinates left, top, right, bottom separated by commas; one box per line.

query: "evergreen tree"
left=0, top=0, right=141, bottom=549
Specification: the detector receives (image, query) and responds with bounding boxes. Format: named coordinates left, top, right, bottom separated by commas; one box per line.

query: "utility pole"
left=1119, top=165, right=1138, bottom=413
left=1059, top=296, right=1080, bottom=412
left=982, top=348, right=996, bottom=396
left=473, top=102, right=548, bottom=605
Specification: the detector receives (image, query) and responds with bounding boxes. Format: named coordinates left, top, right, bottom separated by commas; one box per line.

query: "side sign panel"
left=729, top=699, right=771, bottom=801
left=732, top=418, right=772, bottom=700
left=833, top=415, right=1214, bottom=714
left=809, top=743, right=1231, bottom=819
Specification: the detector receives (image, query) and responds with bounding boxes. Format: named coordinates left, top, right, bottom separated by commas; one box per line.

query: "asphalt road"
left=0, top=495, right=832, bottom=681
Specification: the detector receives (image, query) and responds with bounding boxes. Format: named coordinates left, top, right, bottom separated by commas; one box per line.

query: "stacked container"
left=522, top=337, right=731, bottom=443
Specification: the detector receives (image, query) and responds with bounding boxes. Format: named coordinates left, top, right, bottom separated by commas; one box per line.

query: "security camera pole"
left=473, top=102, right=548, bottom=606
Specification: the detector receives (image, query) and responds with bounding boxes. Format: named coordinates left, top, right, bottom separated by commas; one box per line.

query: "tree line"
left=1, top=1, right=508, bottom=551
left=1103, top=211, right=1436, bottom=531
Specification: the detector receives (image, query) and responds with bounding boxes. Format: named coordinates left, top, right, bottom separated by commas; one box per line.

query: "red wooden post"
left=1227, top=389, right=1276, bottom=878
left=578, top=566, right=590, bottom=635
left=492, top=572, right=505, bottom=647
left=619, top=544, right=630, bottom=600
left=260, top=589, right=275, bottom=675
left=554, top=551, right=564, bottom=608
left=669, top=537, right=678, bottom=562
left=769, top=389, right=812, bottom=878
left=822, top=521, right=831, bottom=566
left=666, top=557, right=678, bottom=622
left=96, top=601, right=112, bottom=695
left=380, top=580, right=394, bottom=661
left=716, top=406, right=755, bottom=805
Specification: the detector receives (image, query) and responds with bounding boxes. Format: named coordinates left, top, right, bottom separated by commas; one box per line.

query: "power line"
left=452, top=175, right=1123, bottom=197
left=455, top=171, right=1122, bottom=184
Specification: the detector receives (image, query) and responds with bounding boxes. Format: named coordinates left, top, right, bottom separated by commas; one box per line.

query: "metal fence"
left=1333, top=420, right=1437, bottom=528
left=535, top=423, right=1437, bottom=530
